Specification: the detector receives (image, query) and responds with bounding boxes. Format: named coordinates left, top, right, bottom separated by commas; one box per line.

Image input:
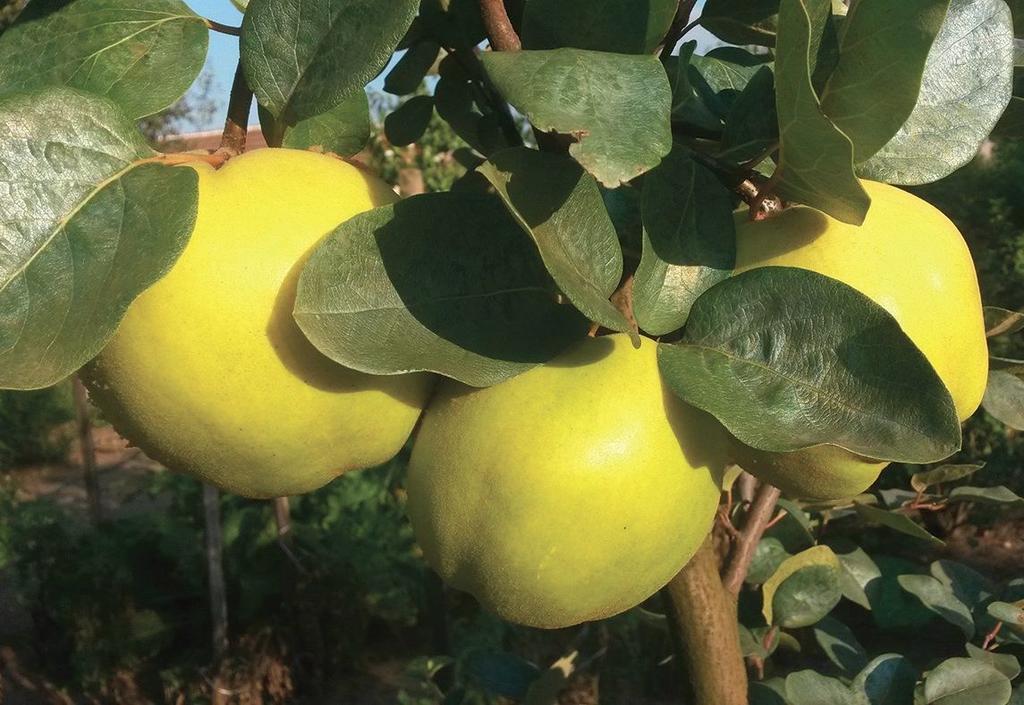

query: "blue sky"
left=180, top=0, right=714, bottom=132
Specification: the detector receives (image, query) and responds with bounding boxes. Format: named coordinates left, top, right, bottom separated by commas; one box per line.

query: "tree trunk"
left=71, top=376, right=102, bottom=525
left=665, top=537, right=749, bottom=705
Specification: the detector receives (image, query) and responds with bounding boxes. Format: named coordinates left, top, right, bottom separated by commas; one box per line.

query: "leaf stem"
left=204, top=18, right=241, bottom=36
left=480, top=0, right=521, bottom=51
left=218, top=62, right=254, bottom=157
left=722, top=482, right=782, bottom=595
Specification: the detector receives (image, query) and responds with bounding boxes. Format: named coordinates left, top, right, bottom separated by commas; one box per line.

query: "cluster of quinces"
left=84, top=148, right=987, bottom=629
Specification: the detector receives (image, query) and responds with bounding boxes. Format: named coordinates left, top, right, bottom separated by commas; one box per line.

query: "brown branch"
left=664, top=538, right=749, bottom=705
left=659, top=0, right=698, bottom=58
left=722, top=483, right=782, bottom=594
left=480, top=0, right=521, bottom=51
left=204, top=18, right=241, bottom=36
left=218, top=62, right=254, bottom=157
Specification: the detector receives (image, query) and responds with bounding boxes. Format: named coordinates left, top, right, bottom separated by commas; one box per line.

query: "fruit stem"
left=218, top=62, right=254, bottom=157
left=665, top=537, right=749, bottom=705
left=204, top=18, right=241, bottom=36
left=722, top=483, right=782, bottom=595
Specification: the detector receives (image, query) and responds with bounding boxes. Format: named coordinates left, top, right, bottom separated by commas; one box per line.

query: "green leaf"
left=813, top=616, right=869, bottom=675
left=0, top=87, right=198, bottom=390
left=932, top=560, right=995, bottom=609
left=293, top=192, right=589, bottom=387
left=949, top=485, right=1024, bottom=507
left=690, top=47, right=774, bottom=119
left=657, top=267, right=961, bottom=463
left=992, top=97, right=1024, bottom=139
left=385, top=95, right=436, bottom=147
left=830, top=542, right=880, bottom=610
left=820, top=0, right=950, bottom=163
left=241, top=0, right=418, bottom=122
left=854, top=654, right=919, bottom=705
left=984, top=307, right=1024, bottom=338
left=435, top=60, right=505, bottom=156
left=898, top=574, right=976, bottom=639
left=763, top=546, right=842, bottom=628
left=481, top=49, right=673, bottom=187
left=747, top=537, right=792, bottom=585
left=521, top=0, right=677, bottom=53
left=774, top=0, right=869, bottom=224
left=276, top=90, right=371, bottom=156
left=966, top=644, right=1021, bottom=681
left=867, top=555, right=942, bottom=631
left=720, top=65, right=778, bottom=162
left=911, top=464, right=985, bottom=493
left=466, top=650, right=540, bottom=699
left=983, top=370, right=1024, bottom=430
left=477, top=147, right=632, bottom=336
left=853, top=503, right=944, bottom=546
left=666, top=42, right=725, bottom=134
left=385, top=41, right=441, bottom=95
left=923, top=658, right=1012, bottom=705
left=786, top=670, right=859, bottom=705
left=633, top=145, right=735, bottom=336
left=858, top=0, right=1014, bottom=185
left=0, top=0, right=208, bottom=120
left=751, top=680, right=789, bottom=705
left=701, top=0, right=780, bottom=47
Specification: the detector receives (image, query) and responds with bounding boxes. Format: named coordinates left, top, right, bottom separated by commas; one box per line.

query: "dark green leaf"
left=385, top=41, right=441, bottom=95
left=277, top=90, right=371, bottom=156
left=477, top=147, right=632, bottom=336
left=466, top=650, right=540, bottom=699
left=747, top=537, right=791, bottom=585
left=854, top=503, right=944, bottom=546
left=293, top=192, right=589, bottom=387
left=774, top=0, right=869, bottom=224
left=0, top=87, right=198, bottom=390
left=633, top=145, right=735, bottom=336
left=932, top=560, right=995, bottom=609
left=813, top=616, right=869, bottom=675
left=690, top=48, right=773, bottom=119
left=923, top=658, right=1012, bottom=705
left=385, top=95, right=435, bottom=147
left=990, top=356, right=1024, bottom=375
left=701, top=0, right=779, bottom=47
left=241, top=0, right=418, bottom=122
left=434, top=66, right=493, bottom=156
left=985, top=306, right=1024, bottom=338
left=983, top=370, right=1024, bottom=430
left=751, top=680, right=789, bottom=705
left=911, top=464, right=985, bottom=493
left=481, top=49, right=673, bottom=187
left=720, top=65, right=778, bottom=162
left=853, top=654, right=919, bottom=705
left=666, top=42, right=724, bottom=134
left=522, top=0, right=677, bottom=53
left=988, top=601, right=1024, bottom=631
left=658, top=267, right=961, bottom=463
left=867, top=555, right=942, bottom=631
left=898, top=574, right=975, bottom=639
left=949, top=485, right=1024, bottom=506
left=0, top=0, right=208, bottom=120
left=820, top=0, right=950, bottom=163
left=858, top=0, right=1014, bottom=185
left=786, top=670, right=858, bottom=705
left=966, top=644, right=1021, bottom=680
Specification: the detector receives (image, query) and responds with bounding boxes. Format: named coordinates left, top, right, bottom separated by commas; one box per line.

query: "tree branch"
left=665, top=538, right=749, bottom=705
left=722, top=483, right=782, bottom=595
left=480, top=0, right=521, bottom=51
left=218, top=62, right=254, bottom=157
left=659, top=0, right=698, bottom=59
